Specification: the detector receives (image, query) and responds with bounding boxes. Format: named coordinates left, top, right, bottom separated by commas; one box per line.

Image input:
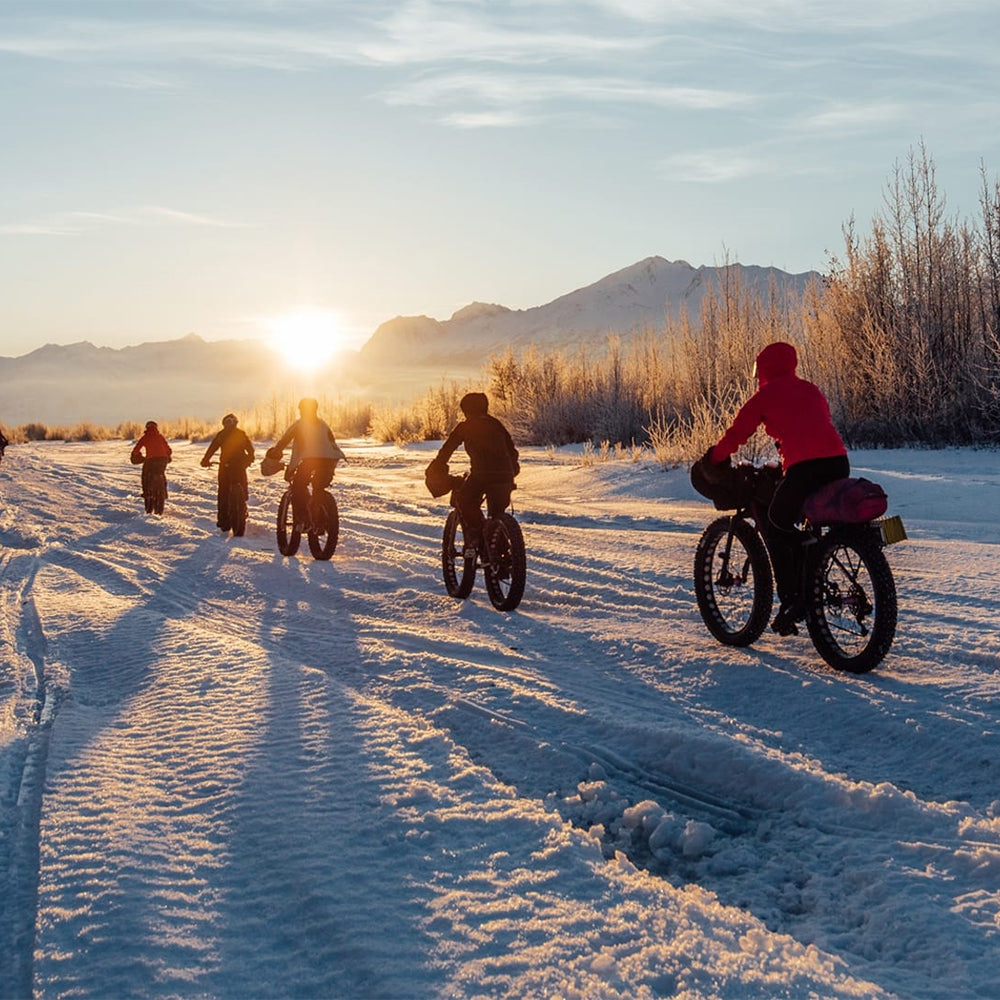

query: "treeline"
left=436, top=143, right=1000, bottom=457
left=6, top=396, right=374, bottom=446
left=7, top=146, right=998, bottom=460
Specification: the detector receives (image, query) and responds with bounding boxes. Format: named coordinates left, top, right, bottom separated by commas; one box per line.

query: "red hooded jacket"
left=131, top=426, right=172, bottom=463
left=711, top=342, right=846, bottom=471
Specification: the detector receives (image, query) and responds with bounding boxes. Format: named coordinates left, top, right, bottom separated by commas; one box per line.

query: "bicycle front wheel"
left=442, top=509, right=476, bottom=598
left=693, top=516, right=773, bottom=646
left=276, top=491, right=300, bottom=556
left=806, top=527, right=896, bottom=673
left=307, top=492, right=339, bottom=560
left=483, top=513, right=526, bottom=612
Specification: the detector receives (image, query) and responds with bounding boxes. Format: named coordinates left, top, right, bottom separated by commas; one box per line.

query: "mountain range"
left=0, top=257, right=818, bottom=426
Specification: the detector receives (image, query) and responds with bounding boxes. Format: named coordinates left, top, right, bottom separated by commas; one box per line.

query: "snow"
left=1, top=439, right=998, bottom=999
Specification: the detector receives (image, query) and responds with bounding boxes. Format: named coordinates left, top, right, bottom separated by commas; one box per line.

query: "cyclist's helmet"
left=459, top=392, right=489, bottom=417
left=299, top=397, right=319, bottom=417
left=145, top=420, right=158, bottom=431
left=222, top=413, right=238, bottom=428
left=752, top=341, right=798, bottom=384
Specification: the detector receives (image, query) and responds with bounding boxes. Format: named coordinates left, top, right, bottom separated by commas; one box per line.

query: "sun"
left=267, top=309, right=344, bottom=371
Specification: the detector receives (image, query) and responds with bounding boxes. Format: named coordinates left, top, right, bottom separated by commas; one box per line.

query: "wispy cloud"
left=797, top=100, right=909, bottom=136
left=0, top=206, right=251, bottom=237
left=572, top=0, right=993, bottom=31
left=360, top=2, right=657, bottom=66
left=659, top=150, right=771, bottom=184
left=0, top=16, right=363, bottom=70
left=383, top=70, right=750, bottom=126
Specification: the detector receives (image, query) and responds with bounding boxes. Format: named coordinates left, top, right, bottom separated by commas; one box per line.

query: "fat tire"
left=806, top=527, right=896, bottom=673
left=483, top=513, right=526, bottom=612
left=307, top=492, right=339, bottom=560
left=276, top=490, right=300, bottom=556
left=229, top=482, right=247, bottom=537
left=694, top=516, right=773, bottom=646
left=442, top=509, right=476, bottom=598
left=152, top=476, right=166, bottom=515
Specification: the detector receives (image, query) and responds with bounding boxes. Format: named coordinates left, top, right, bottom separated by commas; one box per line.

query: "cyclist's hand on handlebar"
left=200, top=458, right=211, bottom=468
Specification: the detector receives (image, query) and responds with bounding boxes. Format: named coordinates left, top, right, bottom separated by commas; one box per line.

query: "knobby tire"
left=442, top=509, right=476, bottom=599
left=307, top=492, right=339, bottom=560
left=229, top=482, right=247, bottom=537
left=805, top=527, right=897, bottom=673
left=483, top=513, right=526, bottom=612
left=276, top=490, right=300, bottom=557
left=694, top=515, right=773, bottom=646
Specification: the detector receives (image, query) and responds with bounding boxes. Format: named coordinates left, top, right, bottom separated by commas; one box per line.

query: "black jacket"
left=437, top=415, right=519, bottom=481
left=203, top=427, right=254, bottom=468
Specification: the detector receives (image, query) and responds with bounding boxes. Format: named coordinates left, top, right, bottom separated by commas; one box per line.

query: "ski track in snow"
left=1, top=440, right=999, bottom=999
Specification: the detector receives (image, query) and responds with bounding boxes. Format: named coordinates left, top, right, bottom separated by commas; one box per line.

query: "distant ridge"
left=359, top=256, right=818, bottom=365
left=0, top=256, right=819, bottom=425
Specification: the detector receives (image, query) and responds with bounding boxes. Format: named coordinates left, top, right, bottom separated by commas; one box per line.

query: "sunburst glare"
left=267, top=310, right=345, bottom=371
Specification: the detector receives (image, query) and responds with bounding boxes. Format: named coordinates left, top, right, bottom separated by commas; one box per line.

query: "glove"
left=698, top=446, right=729, bottom=485
left=266, top=447, right=283, bottom=460
left=200, top=458, right=211, bottom=468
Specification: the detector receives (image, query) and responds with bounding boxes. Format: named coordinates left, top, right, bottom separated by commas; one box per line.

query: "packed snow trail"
left=1, top=440, right=999, bottom=999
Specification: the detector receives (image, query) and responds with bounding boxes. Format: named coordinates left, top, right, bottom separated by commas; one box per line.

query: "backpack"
left=801, top=477, right=888, bottom=525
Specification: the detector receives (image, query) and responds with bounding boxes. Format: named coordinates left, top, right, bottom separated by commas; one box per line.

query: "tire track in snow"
left=0, top=553, right=61, bottom=999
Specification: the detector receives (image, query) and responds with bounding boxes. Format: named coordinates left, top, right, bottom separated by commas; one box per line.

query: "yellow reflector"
left=879, top=515, right=907, bottom=545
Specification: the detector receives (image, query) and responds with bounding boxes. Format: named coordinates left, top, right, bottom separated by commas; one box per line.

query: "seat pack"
left=802, top=477, right=888, bottom=525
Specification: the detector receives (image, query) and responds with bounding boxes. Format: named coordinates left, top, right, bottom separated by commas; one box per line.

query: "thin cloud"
left=659, top=150, right=770, bottom=184
left=798, top=100, right=908, bottom=136
left=137, top=206, right=252, bottom=229
left=0, top=16, right=365, bottom=70
left=360, top=3, right=658, bottom=66
left=571, top=0, right=993, bottom=31
left=384, top=70, right=750, bottom=121
left=0, top=206, right=250, bottom=237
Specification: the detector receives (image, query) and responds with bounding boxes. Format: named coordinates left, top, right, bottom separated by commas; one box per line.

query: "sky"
left=1, top=0, right=999, bottom=360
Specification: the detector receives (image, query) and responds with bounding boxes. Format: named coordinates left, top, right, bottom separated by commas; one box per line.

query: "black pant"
left=456, top=475, right=513, bottom=545
left=141, top=457, right=169, bottom=496
left=766, top=455, right=850, bottom=603
left=217, top=460, right=248, bottom=528
left=290, top=458, right=336, bottom=523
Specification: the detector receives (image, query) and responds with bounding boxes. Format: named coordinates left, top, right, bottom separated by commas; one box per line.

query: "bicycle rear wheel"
left=276, top=490, right=300, bottom=556
left=152, top=475, right=166, bottom=515
left=229, top=482, right=247, bottom=537
left=307, top=491, right=339, bottom=560
left=806, top=527, right=896, bottom=673
left=483, top=513, right=526, bottom=611
left=442, top=509, right=476, bottom=598
left=693, top=516, right=773, bottom=646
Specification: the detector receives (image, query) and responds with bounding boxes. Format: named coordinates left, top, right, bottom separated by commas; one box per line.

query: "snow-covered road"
left=1, top=440, right=999, bottom=999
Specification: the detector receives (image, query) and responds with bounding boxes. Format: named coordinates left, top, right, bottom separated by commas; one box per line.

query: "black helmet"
left=145, top=420, right=158, bottom=431
left=459, top=392, right=488, bottom=417
left=222, top=413, right=238, bottom=428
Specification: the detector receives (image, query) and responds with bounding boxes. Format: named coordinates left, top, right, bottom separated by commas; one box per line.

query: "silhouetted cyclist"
left=200, top=413, right=254, bottom=531
left=699, top=341, right=848, bottom=636
left=266, top=398, right=345, bottom=526
left=130, top=420, right=172, bottom=512
left=426, top=392, right=519, bottom=557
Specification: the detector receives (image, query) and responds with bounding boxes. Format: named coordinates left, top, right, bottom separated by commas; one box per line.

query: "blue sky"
left=1, top=0, right=998, bottom=357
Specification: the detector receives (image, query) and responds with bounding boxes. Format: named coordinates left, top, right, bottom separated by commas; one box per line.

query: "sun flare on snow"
left=267, top=310, right=345, bottom=370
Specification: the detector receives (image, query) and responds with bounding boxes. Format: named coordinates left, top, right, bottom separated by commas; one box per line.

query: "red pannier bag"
left=801, top=477, right=888, bottom=525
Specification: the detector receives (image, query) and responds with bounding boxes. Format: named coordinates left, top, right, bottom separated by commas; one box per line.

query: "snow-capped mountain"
left=359, top=257, right=818, bottom=364
left=0, top=257, right=818, bottom=425
left=0, top=334, right=287, bottom=427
